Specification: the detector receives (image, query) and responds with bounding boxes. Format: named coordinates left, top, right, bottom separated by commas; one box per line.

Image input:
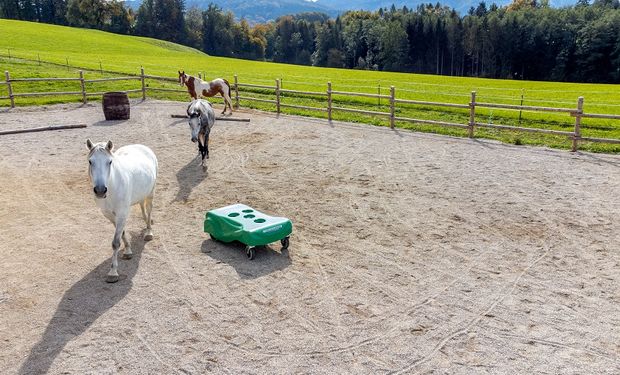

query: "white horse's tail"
left=222, top=79, right=233, bottom=112
left=222, top=79, right=231, bottom=96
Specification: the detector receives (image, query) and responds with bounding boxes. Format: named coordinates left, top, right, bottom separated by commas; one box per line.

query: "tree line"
left=2, top=0, right=619, bottom=83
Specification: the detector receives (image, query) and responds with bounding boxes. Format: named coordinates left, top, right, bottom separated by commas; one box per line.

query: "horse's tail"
left=223, top=79, right=231, bottom=95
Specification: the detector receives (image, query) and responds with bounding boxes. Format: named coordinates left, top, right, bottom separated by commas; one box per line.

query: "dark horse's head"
left=186, top=99, right=215, bottom=143
left=178, top=70, right=188, bottom=87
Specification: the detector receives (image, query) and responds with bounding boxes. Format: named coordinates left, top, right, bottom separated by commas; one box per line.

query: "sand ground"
left=0, top=100, right=619, bottom=374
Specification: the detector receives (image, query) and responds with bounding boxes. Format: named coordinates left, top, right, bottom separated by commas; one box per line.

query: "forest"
left=1, top=0, right=619, bottom=82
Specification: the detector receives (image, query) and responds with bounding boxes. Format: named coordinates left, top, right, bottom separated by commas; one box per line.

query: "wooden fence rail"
left=142, top=74, right=176, bottom=82
left=237, top=83, right=275, bottom=90
left=331, top=90, right=391, bottom=99
left=9, top=77, right=81, bottom=82
left=279, top=103, right=328, bottom=112
left=576, top=113, right=620, bottom=120
left=476, top=102, right=574, bottom=113
left=84, top=77, right=141, bottom=83
left=280, top=88, right=328, bottom=97
left=2, top=69, right=620, bottom=151
left=474, top=122, right=575, bottom=136
left=394, top=98, right=470, bottom=109
left=395, top=117, right=470, bottom=129
left=13, top=91, right=83, bottom=97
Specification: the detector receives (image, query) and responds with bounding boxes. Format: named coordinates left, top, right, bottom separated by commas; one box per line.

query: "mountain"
left=124, top=0, right=578, bottom=23
left=124, top=0, right=338, bottom=22
left=324, top=0, right=577, bottom=13
left=191, top=0, right=338, bottom=22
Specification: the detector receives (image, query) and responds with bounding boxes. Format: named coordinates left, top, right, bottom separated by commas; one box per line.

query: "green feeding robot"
left=204, top=203, right=292, bottom=260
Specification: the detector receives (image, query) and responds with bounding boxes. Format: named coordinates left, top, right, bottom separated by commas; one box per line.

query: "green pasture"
left=1, top=19, right=619, bottom=152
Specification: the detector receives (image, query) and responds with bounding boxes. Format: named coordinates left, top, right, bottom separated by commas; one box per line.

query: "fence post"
left=327, top=81, right=332, bottom=122
left=468, top=91, right=477, bottom=138
left=389, top=86, right=395, bottom=129
left=518, top=89, right=524, bottom=124
left=79, top=70, right=86, bottom=104
left=275, top=79, right=281, bottom=114
left=572, top=96, right=584, bottom=152
left=198, top=73, right=202, bottom=80
left=5, top=71, right=14, bottom=108
left=234, top=74, right=239, bottom=109
left=140, top=67, right=146, bottom=100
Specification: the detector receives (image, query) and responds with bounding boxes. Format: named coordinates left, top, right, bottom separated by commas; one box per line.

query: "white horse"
left=86, top=139, right=158, bottom=283
left=187, top=99, right=216, bottom=171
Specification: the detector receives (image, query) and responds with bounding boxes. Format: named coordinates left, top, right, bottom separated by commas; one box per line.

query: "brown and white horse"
left=178, top=71, right=233, bottom=115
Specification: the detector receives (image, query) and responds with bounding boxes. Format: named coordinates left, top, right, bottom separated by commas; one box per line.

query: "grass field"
left=1, top=19, right=620, bottom=152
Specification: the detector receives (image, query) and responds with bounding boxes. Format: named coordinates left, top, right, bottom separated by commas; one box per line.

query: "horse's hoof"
left=106, top=274, right=119, bottom=283
left=122, top=252, right=133, bottom=260
left=144, top=233, right=153, bottom=241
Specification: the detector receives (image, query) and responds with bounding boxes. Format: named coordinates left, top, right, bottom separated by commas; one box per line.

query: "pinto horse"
left=187, top=99, right=216, bottom=171
left=86, top=139, right=158, bottom=283
left=178, top=71, right=233, bottom=115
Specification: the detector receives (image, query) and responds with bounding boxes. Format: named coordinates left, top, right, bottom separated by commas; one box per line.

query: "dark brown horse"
left=178, top=71, right=233, bottom=115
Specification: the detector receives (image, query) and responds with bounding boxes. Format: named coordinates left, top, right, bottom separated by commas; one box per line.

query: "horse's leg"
left=107, top=213, right=128, bottom=283
left=140, top=201, right=147, bottom=223
left=143, top=196, right=154, bottom=241
left=224, top=90, right=233, bottom=114
left=219, top=92, right=227, bottom=115
left=199, top=133, right=208, bottom=171
left=140, top=200, right=154, bottom=225
left=121, top=230, right=132, bottom=259
left=102, top=211, right=131, bottom=260
left=205, top=135, right=210, bottom=159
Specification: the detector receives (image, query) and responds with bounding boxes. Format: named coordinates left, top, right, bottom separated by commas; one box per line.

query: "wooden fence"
left=2, top=69, right=620, bottom=151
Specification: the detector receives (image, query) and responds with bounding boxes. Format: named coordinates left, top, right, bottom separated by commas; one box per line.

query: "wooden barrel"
left=102, top=92, right=130, bottom=120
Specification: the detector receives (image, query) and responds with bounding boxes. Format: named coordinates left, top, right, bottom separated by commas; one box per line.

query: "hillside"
left=1, top=19, right=618, bottom=152
left=0, top=19, right=204, bottom=70
left=2, top=19, right=616, bottom=101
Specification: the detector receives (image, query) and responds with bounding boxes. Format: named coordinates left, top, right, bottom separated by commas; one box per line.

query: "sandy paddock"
left=0, top=100, right=619, bottom=374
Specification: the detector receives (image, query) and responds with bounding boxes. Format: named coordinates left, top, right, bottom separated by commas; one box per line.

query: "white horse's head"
left=178, top=70, right=187, bottom=87
left=86, top=139, right=114, bottom=198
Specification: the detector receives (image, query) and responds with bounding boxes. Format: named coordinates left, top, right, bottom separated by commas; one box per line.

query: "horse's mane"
left=187, top=100, right=215, bottom=132
left=188, top=99, right=212, bottom=115
left=185, top=74, right=205, bottom=86
left=88, top=143, right=112, bottom=158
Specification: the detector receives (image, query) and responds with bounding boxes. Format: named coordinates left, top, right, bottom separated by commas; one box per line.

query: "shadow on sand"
left=92, top=119, right=130, bottom=127
left=170, top=119, right=186, bottom=126
left=174, top=155, right=207, bottom=202
left=18, top=233, right=146, bottom=375
left=578, top=152, right=620, bottom=168
left=201, top=239, right=291, bottom=279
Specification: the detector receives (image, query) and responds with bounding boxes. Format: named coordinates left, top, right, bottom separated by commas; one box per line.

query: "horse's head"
left=86, top=139, right=114, bottom=198
left=178, top=70, right=187, bottom=87
left=186, top=102, right=203, bottom=143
